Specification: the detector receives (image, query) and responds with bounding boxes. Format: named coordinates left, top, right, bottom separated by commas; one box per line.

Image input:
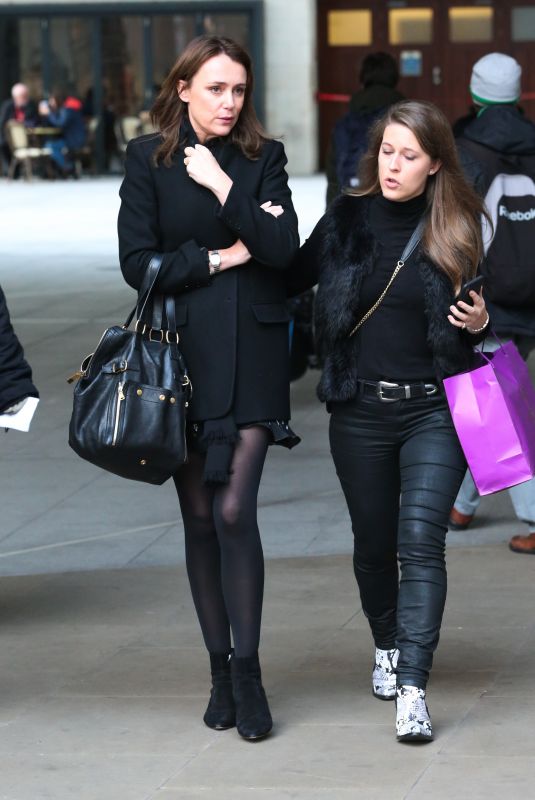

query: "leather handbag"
left=68, top=256, right=192, bottom=485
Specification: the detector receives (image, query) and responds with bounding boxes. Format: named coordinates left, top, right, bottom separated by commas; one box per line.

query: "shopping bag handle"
left=473, top=328, right=507, bottom=364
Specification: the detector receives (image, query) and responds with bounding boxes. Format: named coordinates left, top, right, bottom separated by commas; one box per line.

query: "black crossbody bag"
left=68, top=256, right=192, bottom=485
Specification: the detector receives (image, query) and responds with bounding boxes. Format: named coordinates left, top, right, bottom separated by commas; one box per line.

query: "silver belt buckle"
left=377, top=380, right=400, bottom=402
left=425, top=383, right=438, bottom=396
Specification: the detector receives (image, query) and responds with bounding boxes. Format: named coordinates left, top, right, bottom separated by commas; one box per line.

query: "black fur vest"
left=315, top=195, right=476, bottom=403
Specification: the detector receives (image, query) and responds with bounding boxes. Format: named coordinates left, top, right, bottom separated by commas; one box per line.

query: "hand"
left=38, top=100, right=49, bottom=116
left=215, top=239, right=251, bottom=272
left=260, top=200, right=284, bottom=218
left=448, top=289, right=488, bottom=333
left=184, top=144, right=233, bottom=203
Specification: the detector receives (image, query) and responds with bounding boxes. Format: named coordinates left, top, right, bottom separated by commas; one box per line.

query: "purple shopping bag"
left=443, top=341, right=535, bottom=495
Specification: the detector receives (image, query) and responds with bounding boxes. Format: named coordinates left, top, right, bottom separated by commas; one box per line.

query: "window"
left=327, top=10, right=372, bottom=46
left=449, top=7, right=493, bottom=43
left=202, top=13, right=250, bottom=47
left=15, top=18, right=43, bottom=100
left=101, top=16, right=144, bottom=116
left=512, top=6, right=535, bottom=41
left=389, top=8, right=433, bottom=45
left=152, top=15, right=196, bottom=94
left=49, top=18, right=93, bottom=103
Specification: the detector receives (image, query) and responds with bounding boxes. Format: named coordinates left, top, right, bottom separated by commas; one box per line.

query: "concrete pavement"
left=0, top=175, right=534, bottom=799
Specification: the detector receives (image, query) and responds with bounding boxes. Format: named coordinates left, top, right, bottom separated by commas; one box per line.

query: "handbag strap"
left=123, top=254, right=164, bottom=329
left=151, top=294, right=177, bottom=336
left=348, top=218, right=426, bottom=338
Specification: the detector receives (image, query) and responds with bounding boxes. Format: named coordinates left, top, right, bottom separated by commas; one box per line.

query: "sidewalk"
left=0, top=176, right=534, bottom=799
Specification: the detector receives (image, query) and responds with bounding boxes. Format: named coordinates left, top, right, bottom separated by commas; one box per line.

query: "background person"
left=38, top=88, right=86, bottom=176
left=452, top=53, right=535, bottom=553
left=118, top=35, right=299, bottom=741
left=288, top=101, right=489, bottom=742
left=325, top=52, right=404, bottom=206
left=0, top=82, right=39, bottom=173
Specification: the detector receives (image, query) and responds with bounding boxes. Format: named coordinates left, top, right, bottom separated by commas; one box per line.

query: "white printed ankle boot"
left=372, top=647, right=399, bottom=700
left=395, top=685, right=434, bottom=742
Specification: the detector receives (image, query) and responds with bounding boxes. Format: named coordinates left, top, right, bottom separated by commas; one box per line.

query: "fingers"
left=449, top=290, right=487, bottom=330
left=260, top=201, right=284, bottom=217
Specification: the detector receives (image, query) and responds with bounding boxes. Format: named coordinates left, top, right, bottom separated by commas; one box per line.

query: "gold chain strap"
left=348, top=259, right=405, bottom=338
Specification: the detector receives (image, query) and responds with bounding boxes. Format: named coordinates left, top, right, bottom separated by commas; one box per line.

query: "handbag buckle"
left=165, top=330, right=180, bottom=345
left=377, top=380, right=400, bottom=402
left=149, top=328, right=164, bottom=343
left=112, top=360, right=128, bottom=373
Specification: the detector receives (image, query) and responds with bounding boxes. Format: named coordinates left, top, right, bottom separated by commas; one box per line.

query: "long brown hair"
left=354, top=100, right=489, bottom=290
left=151, top=35, right=269, bottom=166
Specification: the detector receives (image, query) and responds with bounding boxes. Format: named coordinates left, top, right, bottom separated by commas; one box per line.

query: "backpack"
left=333, top=108, right=385, bottom=190
left=461, top=138, right=535, bottom=308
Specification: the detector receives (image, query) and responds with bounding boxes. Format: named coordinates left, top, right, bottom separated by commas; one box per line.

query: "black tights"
left=174, top=426, right=269, bottom=658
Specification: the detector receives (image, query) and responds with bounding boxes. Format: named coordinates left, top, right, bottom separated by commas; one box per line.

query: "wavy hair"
left=151, top=35, right=269, bottom=166
left=353, top=100, right=490, bottom=289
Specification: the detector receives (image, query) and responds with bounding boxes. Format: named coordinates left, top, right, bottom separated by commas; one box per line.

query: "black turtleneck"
left=356, top=192, right=436, bottom=382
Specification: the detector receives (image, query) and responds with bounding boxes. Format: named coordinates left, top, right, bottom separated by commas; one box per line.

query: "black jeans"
left=329, top=391, right=466, bottom=689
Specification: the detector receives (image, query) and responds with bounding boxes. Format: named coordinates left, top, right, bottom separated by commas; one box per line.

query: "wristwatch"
left=208, top=250, right=221, bottom=275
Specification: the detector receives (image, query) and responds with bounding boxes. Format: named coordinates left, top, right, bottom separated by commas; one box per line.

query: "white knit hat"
left=470, top=53, right=521, bottom=105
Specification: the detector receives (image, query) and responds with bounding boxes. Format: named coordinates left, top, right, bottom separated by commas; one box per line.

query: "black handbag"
left=68, top=256, right=192, bottom=485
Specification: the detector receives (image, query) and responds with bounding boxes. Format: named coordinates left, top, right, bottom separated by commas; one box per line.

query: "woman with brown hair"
left=118, top=35, right=299, bottom=741
left=288, top=100, right=489, bottom=742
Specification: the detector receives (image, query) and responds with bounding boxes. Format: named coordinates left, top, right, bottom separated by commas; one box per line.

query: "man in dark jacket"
left=0, top=83, right=39, bottom=172
left=325, top=52, right=404, bottom=206
left=38, top=89, right=87, bottom=175
left=452, top=53, right=535, bottom=554
left=0, top=285, right=39, bottom=417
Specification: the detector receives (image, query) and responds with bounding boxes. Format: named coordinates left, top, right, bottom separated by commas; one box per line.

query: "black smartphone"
left=456, top=275, right=484, bottom=306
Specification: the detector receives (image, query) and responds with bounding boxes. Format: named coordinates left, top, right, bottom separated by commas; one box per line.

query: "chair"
left=5, top=120, right=52, bottom=181
left=139, top=111, right=157, bottom=136
left=68, top=116, right=99, bottom=178
left=114, top=115, right=142, bottom=157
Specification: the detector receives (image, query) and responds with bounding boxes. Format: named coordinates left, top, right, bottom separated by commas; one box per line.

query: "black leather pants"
left=329, top=391, right=466, bottom=689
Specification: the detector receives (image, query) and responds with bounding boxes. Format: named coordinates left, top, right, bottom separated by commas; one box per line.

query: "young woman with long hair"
left=118, top=35, right=300, bottom=741
left=288, top=100, right=489, bottom=742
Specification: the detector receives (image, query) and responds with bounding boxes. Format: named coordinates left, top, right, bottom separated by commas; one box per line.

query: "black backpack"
left=462, top=139, right=535, bottom=308
left=333, top=107, right=385, bottom=190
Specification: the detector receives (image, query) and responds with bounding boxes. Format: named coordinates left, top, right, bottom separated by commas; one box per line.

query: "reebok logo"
left=482, top=174, right=535, bottom=254
left=499, top=204, right=535, bottom=221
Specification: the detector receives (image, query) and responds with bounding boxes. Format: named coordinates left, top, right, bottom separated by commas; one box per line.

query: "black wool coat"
left=287, top=194, right=482, bottom=405
left=0, top=286, right=38, bottom=413
left=118, top=128, right=299, bottom=423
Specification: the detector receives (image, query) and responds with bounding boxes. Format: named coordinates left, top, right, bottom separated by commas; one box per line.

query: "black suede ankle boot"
left=231, top=652, right=273, bottom=741
left=203, top=652, right=236, bottom=730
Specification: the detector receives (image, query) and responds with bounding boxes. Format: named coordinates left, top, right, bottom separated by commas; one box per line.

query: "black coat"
left=287, top=195, right=482, bottom=404
left=0, top=99, right=39, bottom=146
left=457, top=105, right=535, bottom=338
left=118, top=128, right=299, bottom=423
left=0, top=286, right=38, bottom=413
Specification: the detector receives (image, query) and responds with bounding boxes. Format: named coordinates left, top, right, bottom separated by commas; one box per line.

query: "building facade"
left=2, top=1, right=535, bottom=174
left=0, top=0, right=318, bottom=173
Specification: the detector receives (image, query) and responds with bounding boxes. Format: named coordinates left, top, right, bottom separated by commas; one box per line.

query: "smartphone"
left=456, top=275, right=484, bottom=306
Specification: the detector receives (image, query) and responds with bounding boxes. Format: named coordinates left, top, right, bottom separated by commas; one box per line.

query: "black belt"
left=357, top=379, right=440, bottom=402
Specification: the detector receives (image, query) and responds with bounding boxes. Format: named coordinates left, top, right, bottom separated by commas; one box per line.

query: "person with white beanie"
left=453, top=53, right=535, bottom=554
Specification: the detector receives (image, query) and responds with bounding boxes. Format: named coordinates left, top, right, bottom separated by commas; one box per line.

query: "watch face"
left=209, top=251, right=221, bottom=268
